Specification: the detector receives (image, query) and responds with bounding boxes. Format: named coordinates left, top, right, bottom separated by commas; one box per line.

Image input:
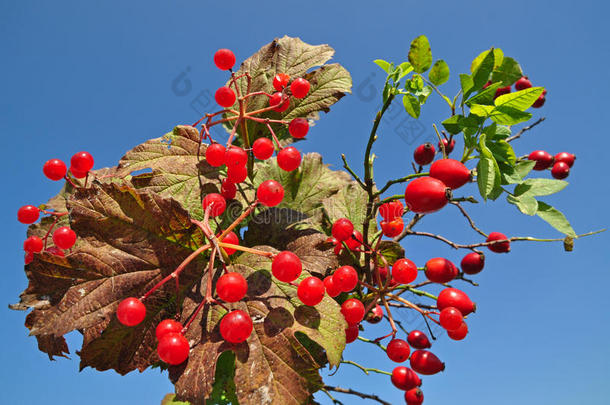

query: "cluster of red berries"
left=487, top=75, right=546, bottom=108
left=43, top=151, right=95, bottom=181
left=528, top=150, right=575, bottom=179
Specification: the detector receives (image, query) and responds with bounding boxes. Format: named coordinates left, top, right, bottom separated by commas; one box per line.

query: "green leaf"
left=477, top=156, right=497, bottom=201
left=322, top=183, right=377, bottom=234
left=514, top=178, right=568, bottom=197
left=465, top=82, right=502, bottom=106
left=441, top=115, right=464, bottom=135
left=487, top=140, right=516, bottom=166
left=491, top=57, right=523, bottom=86
left=397, top=62, right=414, bottom=80
left=207, top=351, right=238, bottom=405
left=536, top=201, right=577, bottom=236
left=492, top=125, right=512, bottom=140
left=471, top=49, right=497, bottom=90
left=408, top=35, right=433, bottom=73
left=494, top=87, right=545, bottom=111
left=470, top=104, right=495, bottom=118
left=499, top=163, right=524, bottom=185
left=489, top=106, right=532, bottom=125
left=514, top=160, right=536, bottom=179
left=460, top=74, right=474, bottom=98
left=161, top=394, right=191, bottom=405
left=471, top=48, right=504, bottom=73
left=403, top=94, right=421, bottom=118
left=374, top=59, right=391, bottom=73
left=507, top=193, right=538, bottom=215
left=428, top=60, right=450, bottom=85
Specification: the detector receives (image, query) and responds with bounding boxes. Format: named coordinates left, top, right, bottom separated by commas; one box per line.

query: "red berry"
left=220, top=310, right=252, bottom=343
left=227, top=164, right=247, bottom=183
left=71, top=152, right=94, bottom=173
left=332, top=218, right=354, bottom=242
left=272, top=251, right=302, bottom=282
left=494, top=85, right=511, bottom=99
left=269, top=92, right=290, bottom=112
left=486, top=231, right=510, bottom=253
left=532, top=94, right=546, bottom=108
left=215, top=86, right=236, bottom=107
left=297, top=276, right=326, bottom=306
left=272, top=73, right=290, bottom=91
left=290, top=78, right=310, bottom=98
left=374, top=266, right=393, bottom=286
left=407, top=330, right=431, bottom=349
left=155, top=319, right=183, bottom=341
left=413, top=143, right=436, bottom=166
left=404, top=177, right=451, bottom=214
left=333, top=265, right=358, bottom=292
left=366, top=304, right=383, bottom=324
left=437, top=288, right=476, bottom=315
left=202, top=193, right=226, bottom=217
left=439, top=307, right=464, bottom=331
left=341, top=298, right=365, bottom=326
left=430, top=159, right=471, bottom=189
left=257, top=180, right=284, bottom=207
left=404, top=388, right=424, bottom=405
left=277, top=147, right=301, bottom=171
left=225, top=146, right=248, bottom=168
left=345, top=324, right=359, bottom=343
left=391, top=366, right=422, bottom=391
left=528, top=150, right=554, bottom=170
left=216, top=272, right=248, bottom=302
left=448, top=321, right=469, bottom=340
left=213, top=49, right=236, bottom=70
left=43, top=159, right=67, bottom=181
left=554, top=152, right=575, bottom=168
left=219, top=230, right=239, bottom=255
left=424, top=257, right=458, bottom=283
left=70, top=167, right=88, bottom=179
left=205, top=143, right=226, bottom=167
left=461, top=252, right=485, bottom=275
left=387, top=339, right=411, bottom=363
left=46, top=246, right=65, bottom=257
left=52, top=227, right=76, bottom=250
left=410, top=350, right=445, bottom=375
left=23, top=236, right=43, bottom=253
left=379, top=200, right=404, bottom=221
left=344, top=230, right=363, bottom=251
left=157, top=333, right=190, bottom=365
left=17, top=205, right=40, bottom=224
left=288, top=118, right=309, bottom=138
left=380, top=217, right=404, bottom=237
left=220, top=179, right=236, bottom=200
left=252, top=138, right=275, bottom=160
left=483, top=80, right=492, bottom=89
left=117, top=297, right=146, bottom=326
left=392, top=258, right=418, bottom=284
left=25, top=251, right=33, bottom=265
left=515, top=76, right=532, bottom=91
left=323, top=276, right=341, bottom=298
left=438, top=138, right=455, bottom=155
left=551, top=161, right=570, bottom=179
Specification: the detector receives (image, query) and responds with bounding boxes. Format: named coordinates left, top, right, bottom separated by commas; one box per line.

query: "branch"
left=376, top=172, right=428, bottom=196
left=341, top=154, right=366, bottom=190
left=323, top=386, right=392, bottom=405
left=507, top=117, right=546, bottom=142
left=340, top=360, right=391, bottom=376
left=451, top=201, right=487, bottom=237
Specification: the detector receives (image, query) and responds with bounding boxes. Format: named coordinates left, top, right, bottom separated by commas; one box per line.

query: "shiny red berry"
left=290, top=78, right=310, bottom=98
left=494, top=85, right=511, bottom=99
left=437, top=288, right=476, bottom=315
left=404, top=388, right=424, bottom=405
left=341, top=298, right=365, bottom=326
left=344, top=230, right=363, bottom=251
left=23, top=236, right=43, bottom=253
left=216, top=272, right=248, bottom=302
left=515, top=76, right=532, bottom=90
left=297, top=276, right=326, bottom=306
left=554, top=152, right=575, bottom=168
left=257, top=180, right=284, bottom=207
left=460, top=252, right=485, bottom=274
left=205, top=143, right=226, bottom=167
left=332, top=218, right=354, bottom=242
left=43, top=159, right=67, bottom=181
left=366, top=304, right=383, bottom=324
left=439, top=306, right=464, bottom=331
left=448, top=321, right=469, bottom=340
left=227, top=165, right=247, bottom=183
left=438, top=138, right=455, bottom=155
left=487, top=231, right=510, bottom=253
left=288, top=118, right=309, bottom=138
left=410, top=350, right=445, bottom=375
left=52, top=226, right=76, bottom=249
left=219, top=230, right=239, bottom=255
left=220, top=179, right=236, bottom=200
left=277, top=147, right=301, bottom=171
left=323, top=276, right=341, bottom=298
left=213, top=49, right=235, bottom=70
left=71, top=152, right=94, bottom=173
left=392, top=258, right=418, bottom=284
left=269, top=92, right=290, bottom=112
left=157, top=333, right=190, bottom=365
left=387, top=339, right=411, bottom=363
left=225, top=146, right=247, bottom=168
left=532, top=94, right=546, bottom=108
left=391, top=366, right=422, bottom=391
left=117, top=297, right=146, bottom=326
left=17, top=205, right=40, bottom=224
left=528, top=150, right=554, bottom=170
left=413, top=143, right=436, bottom=166
left=272, top=251, right=302, bottom=282
left=252, top=137, right=275, bottom=160
left=424, top=257, right=458, bottom=283
left=155, top=319, right=183, bottom=341
left=215, top=86, right=236, bottom=107
left=430, top=159, right=471, bottom=189
left=333, top=265, right=358, bottom=292
left=70, top=167, right=88, bottom=179
left=551, top=161, right=570, bottom=179
left=202, top=193, right=226, bottom=217
left=379, top=200, right=404, bottom=221
left=380, top=217, right=403, bottom=237
left=220, top=310, right=252, bottom=344
left=404, top=177, right=451, bottom=214
left=407, top=330, right=431, bottom=349
left=272, top=73, right=290, bottom=91
left=345, top=324, right=359, bottom=343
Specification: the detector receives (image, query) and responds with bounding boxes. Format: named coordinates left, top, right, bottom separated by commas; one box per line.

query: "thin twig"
left=507, top=117, right=546, bottom=142
left=323, top=386, right=391, bottom=405
left=451, top=202, right=487, bottom=237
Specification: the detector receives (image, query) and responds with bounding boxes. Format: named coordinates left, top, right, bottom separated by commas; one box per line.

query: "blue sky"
left=1, top=1, right=609, bottom=404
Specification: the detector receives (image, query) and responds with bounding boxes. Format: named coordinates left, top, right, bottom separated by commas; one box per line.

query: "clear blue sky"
left=2, top=1, right=609, bottom=404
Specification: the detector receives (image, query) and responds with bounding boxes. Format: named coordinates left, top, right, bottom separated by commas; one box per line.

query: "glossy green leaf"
left=536, top=201, right=577, bottom=236
left=428, top=60, right=450, bottom=85
left=397, top=62, right=414, bottom=80
left=460, top=73, right=474, bottom=98
left=408, top=35, right=433, bottom=73
left=465, top=82, right=502, bottom=106
left=403, top=94, right=421, bottom=118
left=514, top=160, right=536, bottom=179
left=374, top=59, right=392, bottom=73
left=487, top=140, right=516, bottom=166
left=514, top=178, right=568, bottom=197
left=489, top=106, right=532, bottom=125
left=471, top=49, right=497, bottom=90
left=471, top=48, right=504, bottom=73
left=495, top=87, right=545, bottom=111
left=507, top=193, right=538, bottom=215
left=491, top=57, right=523, bottom=86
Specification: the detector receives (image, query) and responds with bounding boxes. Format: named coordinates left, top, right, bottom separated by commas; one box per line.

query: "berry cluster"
left=528, top=150, right=575, bottom=179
